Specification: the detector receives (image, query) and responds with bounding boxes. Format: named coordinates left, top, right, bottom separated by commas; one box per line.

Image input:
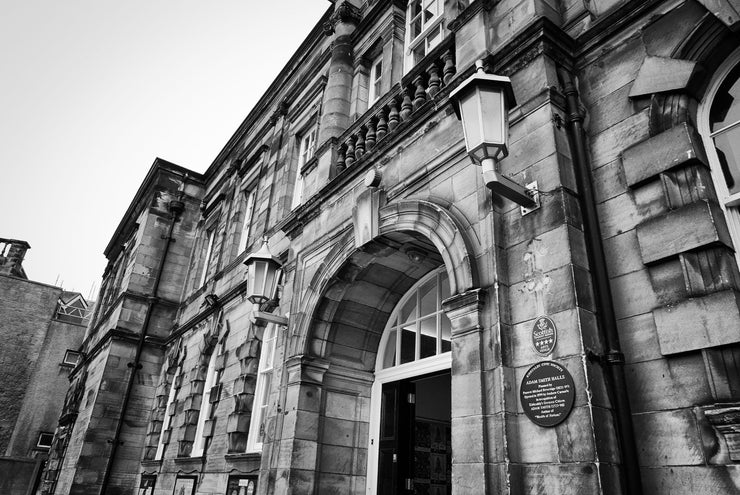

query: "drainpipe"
left=99, top=197, right=185, bottom=494
left=557, top=67, right=643, bottom=495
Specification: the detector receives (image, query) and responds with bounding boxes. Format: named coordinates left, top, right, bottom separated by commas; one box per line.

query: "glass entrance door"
left=376, top=371, right=451, bottom=495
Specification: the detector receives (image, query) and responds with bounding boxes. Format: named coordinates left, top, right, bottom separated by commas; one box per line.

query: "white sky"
left=0, top=0, right=328, bottom=298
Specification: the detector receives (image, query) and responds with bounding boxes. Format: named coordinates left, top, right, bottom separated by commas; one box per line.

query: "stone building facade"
left=41, top=0, right=740, bottom=494
left=0, top=239, right=88, bottom=494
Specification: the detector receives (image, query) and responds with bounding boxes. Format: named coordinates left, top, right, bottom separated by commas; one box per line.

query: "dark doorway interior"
left=377, top=371, right=451, bottom=495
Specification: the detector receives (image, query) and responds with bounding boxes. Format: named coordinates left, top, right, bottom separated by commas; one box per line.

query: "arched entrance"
left=368, top=267, right=452, bottom=495
left=274, top=200, right=488, bottom=495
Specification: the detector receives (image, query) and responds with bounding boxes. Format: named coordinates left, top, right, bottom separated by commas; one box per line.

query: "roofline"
left=203, top=4, right=334, bottom=178
left=104, top=157, right=203, bottom=258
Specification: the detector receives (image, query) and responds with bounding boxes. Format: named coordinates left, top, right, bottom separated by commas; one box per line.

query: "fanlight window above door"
left=379, top=268, right=451, bottom=370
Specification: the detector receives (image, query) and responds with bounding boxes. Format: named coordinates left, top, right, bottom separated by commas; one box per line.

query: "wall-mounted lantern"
left=450, top=60, right=538, bottom=209
left=244, top=239, right=288, bottom=327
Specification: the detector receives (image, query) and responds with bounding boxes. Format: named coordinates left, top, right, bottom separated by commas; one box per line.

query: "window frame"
left=404, top=0, right=444, bottom=72
left=291, top=126, right=317, bottom=210
left=237, top=187, right=257, bottom=255
left=368, top=54, right=384, bottom=105
left=62, top=350, right=81, bottom=367
left=138, top=475, right=157, bottom=495
left=191, top=339, right=223, bottom=457
left=698, top=46, right=740, bottom=264
left=245, top=323, right=278, bottom=453
left=155, top=363, right=182, bottom=460
left=366, top=268, right=452, bottom=495
left=198, top=227, right=217, bottom=288
left=36, top=431, right=54, bottom=449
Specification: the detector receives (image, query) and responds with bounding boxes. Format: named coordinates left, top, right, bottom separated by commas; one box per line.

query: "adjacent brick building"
left=40, top=1, right=740, bottom=494
left=0, top=239, right=88, bottom=495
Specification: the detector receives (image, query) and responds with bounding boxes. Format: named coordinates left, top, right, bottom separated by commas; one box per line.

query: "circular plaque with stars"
left=531, top=315, right=557, bottom=355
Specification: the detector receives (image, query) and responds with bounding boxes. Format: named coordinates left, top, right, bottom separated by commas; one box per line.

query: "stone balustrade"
left=335, top=37, right=456, bottom=173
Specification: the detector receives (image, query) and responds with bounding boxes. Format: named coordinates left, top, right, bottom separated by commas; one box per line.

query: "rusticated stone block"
left=227, top=412, right=250, bottom=433
left=633, top=409, right=705, bottom=466
left=636, top=200, right=732, bottom=265
left=654, top=290, right=740, bottom=355
left=622, top=122, right=707, bottom=187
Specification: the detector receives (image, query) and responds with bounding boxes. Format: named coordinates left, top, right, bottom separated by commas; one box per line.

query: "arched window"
left=378, top=267, right=451, bottom=370
left=367, top=267, right=452, bottom=494
left=246, top=323, right=277, bottom=453
left=699, top=47, right=740, bottom=258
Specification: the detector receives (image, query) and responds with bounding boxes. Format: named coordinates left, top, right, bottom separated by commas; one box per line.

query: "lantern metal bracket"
left=520, top=181, right=541, bottom=216
left=250, top=310, right=288, bottom=327
left=481, top=158, right=538, bottom=209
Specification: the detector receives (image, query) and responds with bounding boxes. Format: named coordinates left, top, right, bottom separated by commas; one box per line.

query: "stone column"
left=318, top=1, right=362, bottom=144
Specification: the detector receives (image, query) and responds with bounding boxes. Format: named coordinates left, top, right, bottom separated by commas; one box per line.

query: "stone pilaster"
left=442, top=288, right=495, bottom=494
left=267, top=355, right=330, bottom=495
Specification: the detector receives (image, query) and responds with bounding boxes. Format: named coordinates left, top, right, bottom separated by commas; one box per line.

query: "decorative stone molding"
left=655, top=290, right=740, bottom=355
left=323, top=1, right=362, bottom=36
left=635, top=200, right=732, bottom=265
left=702, top=402, right=740, bottom=461
left=442, top=288, right=486, bottom=338
left=352, top=187, right=386, bottom=248
left=622, top=123, right=708, bottom=187
left=629, top=57, right=701, bottom=98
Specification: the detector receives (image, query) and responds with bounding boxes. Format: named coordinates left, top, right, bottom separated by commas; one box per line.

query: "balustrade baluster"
left=355, top=130, right=365, bottom=160
left=376, top=109, right=388, bottom=141
left=400, top=88, right=413, bottom=121
left=413, top=75, right=427, bottom=110
left=366, top=120, right=377, bottom=150
left=345, top=138, right=355, bottom=167
left=443, top=49, right=456, bottom=85
left=427, top=62, right=441, bottom=97
left=336, top=145, right=347, bottom=173
left=388, top=99, right=400, bottom=131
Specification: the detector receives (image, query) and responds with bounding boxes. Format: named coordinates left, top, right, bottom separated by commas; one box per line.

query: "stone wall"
left=0, top=275, right=61, bottom=453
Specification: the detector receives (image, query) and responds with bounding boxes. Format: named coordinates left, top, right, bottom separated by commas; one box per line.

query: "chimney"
left=0, top=238, right=31, bottom=278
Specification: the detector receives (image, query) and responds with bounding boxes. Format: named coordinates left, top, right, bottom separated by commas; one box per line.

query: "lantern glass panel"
left=480, top=87, right=504, bottom=145
left=251, top=260, right=268, bottom=302
left=263, top=266, right=277, bottom=301
left=459, top=88, right=482, bottom=151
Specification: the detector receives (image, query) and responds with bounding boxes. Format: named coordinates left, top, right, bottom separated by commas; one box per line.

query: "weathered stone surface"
left=633, top=409, right=705, bottom=466
left=628, top=57, right=701, bottom=98
left=636, top=200, right=732, bottom=265
left=654, top=290, right=740, bottom=355
left=622, top=123, right=708, bottom=187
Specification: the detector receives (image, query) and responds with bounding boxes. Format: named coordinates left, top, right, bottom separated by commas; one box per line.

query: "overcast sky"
left=0, top=0, right=328, bottom=298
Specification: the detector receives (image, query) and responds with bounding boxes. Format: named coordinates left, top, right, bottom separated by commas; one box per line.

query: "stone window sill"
left=224, top=452, right=261, bottom=461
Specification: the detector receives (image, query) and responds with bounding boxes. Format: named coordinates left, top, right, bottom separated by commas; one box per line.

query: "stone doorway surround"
left=263, top=198, right=494, bottom=494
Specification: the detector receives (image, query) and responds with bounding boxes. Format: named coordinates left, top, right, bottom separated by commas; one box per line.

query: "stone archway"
left=270, top=199, right=483, bottom=495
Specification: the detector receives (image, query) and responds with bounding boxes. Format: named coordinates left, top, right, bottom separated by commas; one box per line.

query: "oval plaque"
left=532, top=315, right=557, bottom=355
left=520, top=361, right=575, bottom=427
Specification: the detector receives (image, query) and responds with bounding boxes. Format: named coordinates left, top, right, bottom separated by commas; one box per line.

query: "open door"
left=377, top=371, right=451, bottom=495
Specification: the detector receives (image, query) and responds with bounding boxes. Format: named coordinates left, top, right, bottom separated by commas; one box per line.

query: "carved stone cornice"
left=323, top=1, right=362, bottom=36
left=448, top=0, right=498, bottom=33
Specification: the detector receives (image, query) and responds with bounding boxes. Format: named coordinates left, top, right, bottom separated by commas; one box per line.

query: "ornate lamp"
left=244, top=239, right=288, bottom=326
left=450, top=60, right=537, bottom=208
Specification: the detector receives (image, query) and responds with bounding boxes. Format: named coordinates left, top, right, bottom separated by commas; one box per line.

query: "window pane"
left=441, top=315, right=451, bottom=353
left=380, top=387, right=397, bottom=439
left=710, top=63, right=740, bottom=132
left=382, top=328, right=397, bottom=369
left=400, top=324, right=416, bottom=365
left=419, top=277, right=437, bottom=317
left=440, top=271, right=450, bottom=300
left=400, top=296, right=417, bottom=326
left=419, top=316, right=437, bottom=359
left=714, top=125, right=740, bottom=195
